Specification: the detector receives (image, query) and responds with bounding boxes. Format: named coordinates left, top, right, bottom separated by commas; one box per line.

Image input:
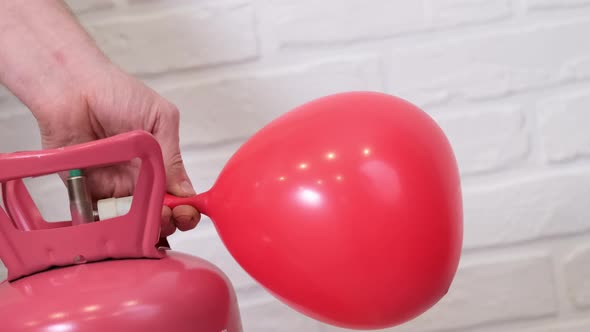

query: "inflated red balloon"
left=165, top=91, right=463, bottom=329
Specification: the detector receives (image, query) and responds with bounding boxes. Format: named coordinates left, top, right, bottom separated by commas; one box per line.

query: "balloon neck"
left=192, top=192, right=210, bottom=215
left=163, top=191, right=211, bottom=216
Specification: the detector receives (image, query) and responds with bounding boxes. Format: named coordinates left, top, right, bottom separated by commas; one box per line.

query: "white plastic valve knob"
left=96, top=196, right=133, bottom=220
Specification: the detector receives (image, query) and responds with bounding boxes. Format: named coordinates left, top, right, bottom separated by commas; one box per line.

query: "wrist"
left=29, top=45, right=113, bottom=117
left=0, top=1, right=112, bottom=118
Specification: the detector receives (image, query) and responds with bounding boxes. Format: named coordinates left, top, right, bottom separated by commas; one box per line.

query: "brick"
left=526, top=0, right=590, bottom=10
left=322, top=255, right=557, bottom=332
left=428, top=0, right=512, bottom=27
left=65, top=0, right=114, bottom=14
left=84, top=3, right=258, bottom=74
left=463, top=171, right=590, bottom=249
left=159, top=57, right=384, bottom=145
left=240, top=298, right=322, bottom=332
left=432, top=106, right=529, bottom=175
left=538, top=92, right=590, bottom=162
left=262, top=0, right=426, bottom=45
left=389, top=20, right=590, bottom=107
left=564, top=245, right=590, bottom=308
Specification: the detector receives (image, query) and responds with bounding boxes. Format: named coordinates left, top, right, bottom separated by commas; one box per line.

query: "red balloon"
left=166, top=92, right=463, bottom=329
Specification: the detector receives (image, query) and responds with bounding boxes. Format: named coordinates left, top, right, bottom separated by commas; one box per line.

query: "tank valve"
left=96, top=196, right=133, bottom=221
left=66, top=169, right=96, bottom=225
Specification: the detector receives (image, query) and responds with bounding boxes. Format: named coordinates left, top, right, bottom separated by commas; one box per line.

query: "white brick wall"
left=1, top=1, right=590, bottom=331
left=538, top=92, right=590, bottom=162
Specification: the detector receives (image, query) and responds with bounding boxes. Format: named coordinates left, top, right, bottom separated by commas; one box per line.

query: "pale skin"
left=0, top=1, right=200, bottom=237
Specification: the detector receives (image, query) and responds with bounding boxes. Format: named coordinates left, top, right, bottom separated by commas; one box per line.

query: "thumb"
left=151, top=103, right=201, bottom=233
left=164, top=150, right=195, bottom=197
left=151, top=105, right=195, bottom=197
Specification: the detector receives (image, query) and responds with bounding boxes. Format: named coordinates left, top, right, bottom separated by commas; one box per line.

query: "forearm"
left=0, top=0, right=109, bottom=117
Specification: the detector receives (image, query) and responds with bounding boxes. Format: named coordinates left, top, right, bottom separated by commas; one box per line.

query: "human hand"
left=36, top=64, right=200, bottom=237
left=0, top=1, right=199, bottom=237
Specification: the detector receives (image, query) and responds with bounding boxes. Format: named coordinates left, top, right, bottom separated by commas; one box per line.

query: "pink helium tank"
left=0, top=131, right=242, bottom=331
left=166, top=91, right=463, bottom=329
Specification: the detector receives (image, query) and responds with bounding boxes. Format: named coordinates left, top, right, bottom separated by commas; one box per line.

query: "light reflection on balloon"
left=298, top=188, right=322, bottom=207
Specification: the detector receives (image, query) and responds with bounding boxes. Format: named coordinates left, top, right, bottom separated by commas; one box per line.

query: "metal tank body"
left=0, top=251, right=242, bottom=332
left=0, top=132, right=243, bottom=332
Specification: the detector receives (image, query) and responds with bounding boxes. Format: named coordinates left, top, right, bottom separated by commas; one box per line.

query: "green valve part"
left=69, top=169, right=83, bottom=177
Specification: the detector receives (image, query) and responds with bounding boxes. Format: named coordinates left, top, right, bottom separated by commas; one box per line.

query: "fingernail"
left=180, top=180, right=196, bottom=195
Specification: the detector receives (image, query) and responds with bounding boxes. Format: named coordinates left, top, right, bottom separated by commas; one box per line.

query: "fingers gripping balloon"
left=1, top=92, right=462, bottom=330
left=166, top=91, right=463, bottom=329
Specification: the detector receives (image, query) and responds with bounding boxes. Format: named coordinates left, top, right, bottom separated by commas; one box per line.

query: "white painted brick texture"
left=538, top=92, right=590, bottom=162
left=564, top=245, right=590, bottom=308
left=1, top=1, right=590, bottom=331
left=463, top=171, right=590, bottom=249
left=433, top=106, right=529, bottom=175
left=323, top=254, right=558, bottom=332
left=160, top=56, right=384, bottom=145
left=388, top=19, right=590, bottom=107
left=83, top=2, right=259, bottom=74
left=526, top=0, right=590, bottom=10
left=261, top=0, right=426, bottom=45
left=427, top=0, right=513, bottom=27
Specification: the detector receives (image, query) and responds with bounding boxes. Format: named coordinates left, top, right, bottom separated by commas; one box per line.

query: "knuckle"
left=149, top=100, right=180, bottom=135
left=162, top=103, right=180, bottom=123
left=167, top=152, right=185, bottom=169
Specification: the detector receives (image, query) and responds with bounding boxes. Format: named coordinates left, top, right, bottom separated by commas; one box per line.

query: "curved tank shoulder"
left=0, top=251, right=243, bottom=332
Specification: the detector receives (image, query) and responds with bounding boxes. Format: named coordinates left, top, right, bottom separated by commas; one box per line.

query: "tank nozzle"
left=66, top=169, right=96, bottom=225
